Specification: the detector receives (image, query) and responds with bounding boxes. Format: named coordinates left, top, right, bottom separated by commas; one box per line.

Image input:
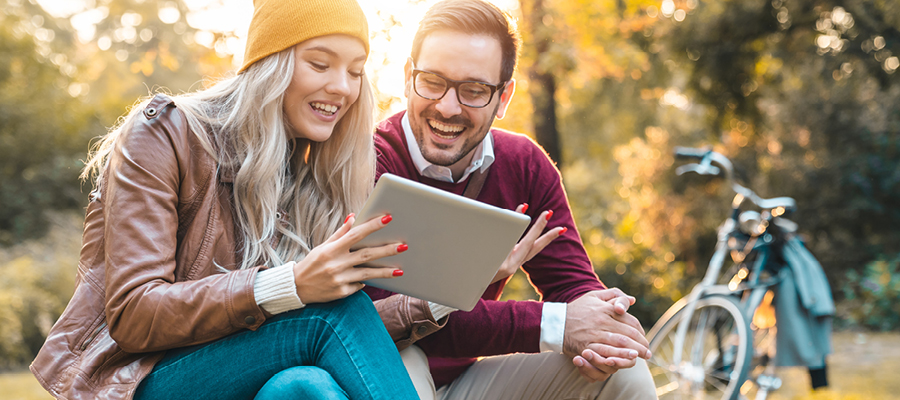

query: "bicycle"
left=645, top=147, right=833, bottom=400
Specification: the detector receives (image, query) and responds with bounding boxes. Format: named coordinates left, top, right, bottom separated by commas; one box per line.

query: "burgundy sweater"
left=364, top=111, right=606, bottom=387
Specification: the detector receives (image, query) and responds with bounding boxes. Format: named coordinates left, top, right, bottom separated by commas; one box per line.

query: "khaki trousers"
left=400, top=345, right=658, bottom=400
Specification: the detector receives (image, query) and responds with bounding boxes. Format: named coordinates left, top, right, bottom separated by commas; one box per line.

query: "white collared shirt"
left=400, top=112, right=567, bottom=354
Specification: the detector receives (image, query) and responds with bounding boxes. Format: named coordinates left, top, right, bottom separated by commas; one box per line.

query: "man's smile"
left=429, top=119, right=466, bottom=140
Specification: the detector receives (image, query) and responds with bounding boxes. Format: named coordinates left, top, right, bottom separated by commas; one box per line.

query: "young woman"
left=30, top=0, right=419, bottom=399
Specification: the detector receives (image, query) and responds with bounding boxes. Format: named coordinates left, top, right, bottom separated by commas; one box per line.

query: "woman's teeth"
left=311, top=102, right=338, bottom=116
left=429, top=121, right=464, bottom=139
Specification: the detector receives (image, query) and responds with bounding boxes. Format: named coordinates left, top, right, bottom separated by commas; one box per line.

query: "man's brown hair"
left=411, top=0, right=521, bottom=84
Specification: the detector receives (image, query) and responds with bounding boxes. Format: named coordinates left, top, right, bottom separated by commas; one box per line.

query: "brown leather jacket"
left=30, top=94, right=443, bottom=399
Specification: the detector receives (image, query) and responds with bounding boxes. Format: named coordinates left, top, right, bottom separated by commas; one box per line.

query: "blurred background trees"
left=502, top=0, right=899, bottom=328
left=0, top=0, right=230, bottom=368
left=1, top=0, right=230, bottom=245
left=1, top=0, right=898, bottom=370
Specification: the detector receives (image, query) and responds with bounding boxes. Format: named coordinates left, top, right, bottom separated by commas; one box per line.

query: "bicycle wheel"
left=739, top=326, right=777, bottom=400
left=647, top=295, right=753, bottom=400
left=741, top=291, right=779, bottom=400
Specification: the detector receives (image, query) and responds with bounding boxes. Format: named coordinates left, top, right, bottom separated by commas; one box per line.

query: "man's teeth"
left=429, top=121, right=464, bottom=139
left=311, top=102, right=338, bottom=115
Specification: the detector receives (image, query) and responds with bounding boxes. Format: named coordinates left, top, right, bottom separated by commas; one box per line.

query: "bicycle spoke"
left=691, top=308, right=711, bottom=364
left=704, top=372, right=731, bottom=393
left=649, top=296, right=751, bottom=400
left=649, top=337, right=686, bottom=392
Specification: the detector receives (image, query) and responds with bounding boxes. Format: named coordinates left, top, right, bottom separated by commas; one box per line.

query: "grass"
left=2, top=332, right=898, bottom=399
left=766, top=331, right=900, bottom=400
left=0, top=370, right=53, bottom=400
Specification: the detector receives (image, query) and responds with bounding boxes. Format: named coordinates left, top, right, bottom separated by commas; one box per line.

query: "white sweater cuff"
left=254, top=262, right=305, bottom=315
left=428, top=301, right=457, bottom=321
left=540, top=302, right=567, bottom=353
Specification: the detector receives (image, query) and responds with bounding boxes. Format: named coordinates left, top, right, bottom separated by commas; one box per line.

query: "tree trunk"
left=520, top=0, right=563, bottom=165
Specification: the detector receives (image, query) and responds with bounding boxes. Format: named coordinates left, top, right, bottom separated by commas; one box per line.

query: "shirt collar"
left=401, top=112, right=494, bottom=183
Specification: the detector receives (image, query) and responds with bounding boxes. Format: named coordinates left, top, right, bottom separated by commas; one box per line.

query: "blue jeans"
left=134, top=291, right=418, bottom=400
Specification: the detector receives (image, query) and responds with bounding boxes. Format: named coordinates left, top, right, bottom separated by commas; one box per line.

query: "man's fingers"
left=586, top=289, right=637, bottom=316
left=573, top=354, right=614, bottom=382
left=613, top=297, right=630, bottom=315
left=581, top=349, right=618, bottom=372
left=622, top=313, right=649, bottom=338
left=587, top=343, right=638, bottom=360
left=606, top=356, right=637, bottom=369
left=602, top=330, right=651, bottom=359
left=584, top=344, right=639, bottom=369
left=573, top=357, right=607, bottom=383
left=603, top=299, right=647, bottom=338
left=622, top=323, right=651, bottom=352
left=591, top=288, right=628, bottom=302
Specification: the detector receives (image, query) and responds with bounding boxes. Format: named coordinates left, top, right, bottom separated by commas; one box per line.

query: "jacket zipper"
left=80, top=321, right=107, bottom=351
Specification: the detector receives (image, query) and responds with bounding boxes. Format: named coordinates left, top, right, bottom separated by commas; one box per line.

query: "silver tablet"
left=352, top=173, right=530, bottom=311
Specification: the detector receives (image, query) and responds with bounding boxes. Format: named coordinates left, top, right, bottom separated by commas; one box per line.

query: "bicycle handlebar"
left=673, top=147, right=797, bottom=213
left=674, top=146, right=712, bottom=160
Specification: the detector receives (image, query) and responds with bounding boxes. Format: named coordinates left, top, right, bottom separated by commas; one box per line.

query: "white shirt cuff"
left=428, top=301, right=457, bottom=321
left=253, top=262, right=305, bottom=314
left=540, top=302, right=567, bottom=353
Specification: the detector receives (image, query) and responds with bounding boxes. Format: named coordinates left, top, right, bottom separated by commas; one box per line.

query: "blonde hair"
left=83, top=48, right=375, bottom=269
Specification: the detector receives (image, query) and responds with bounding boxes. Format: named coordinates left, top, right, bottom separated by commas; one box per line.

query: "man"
left=364, top=1, right=658, bottom=399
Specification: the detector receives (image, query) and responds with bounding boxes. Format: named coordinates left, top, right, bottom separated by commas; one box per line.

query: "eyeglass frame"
left=410, top=68, right=507, bottom=109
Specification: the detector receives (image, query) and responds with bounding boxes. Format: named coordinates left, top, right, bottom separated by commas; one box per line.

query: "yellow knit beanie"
left=240, top=0, right=370, bottom=73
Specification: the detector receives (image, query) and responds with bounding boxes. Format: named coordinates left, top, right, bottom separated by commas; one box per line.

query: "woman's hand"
left=293, top=213, right=406, bottom=304
left=491, top=205, right=566, bottom=284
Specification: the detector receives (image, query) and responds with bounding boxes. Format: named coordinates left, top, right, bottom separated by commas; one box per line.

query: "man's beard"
left=414, top=109, right=478, bottom=167
left=417, top=134, right=473, bottom=166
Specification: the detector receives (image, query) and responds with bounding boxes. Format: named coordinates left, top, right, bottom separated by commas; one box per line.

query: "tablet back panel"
left=353, top=174, right=530, bottom=311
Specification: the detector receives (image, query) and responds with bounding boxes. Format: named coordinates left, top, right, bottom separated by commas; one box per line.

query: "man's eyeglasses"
left=411, top=69, right=505, bottom=109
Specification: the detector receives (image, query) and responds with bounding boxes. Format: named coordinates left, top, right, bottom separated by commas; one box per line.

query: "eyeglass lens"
left=414, top=71, right=494, bottom=108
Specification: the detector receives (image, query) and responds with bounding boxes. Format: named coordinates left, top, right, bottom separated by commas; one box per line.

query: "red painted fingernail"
left=521, top=203, right=529, bottom=213
left=392, top=269, right=404, bottom=277
left=545, top=210, right=554, bottom=221
left=381, top=214, right=392, bottom=224
left=397, top=244, right=408, bottom=253
left=344, top=213, right=355, bottom=224
left=559, top=227, right=567, bottom=235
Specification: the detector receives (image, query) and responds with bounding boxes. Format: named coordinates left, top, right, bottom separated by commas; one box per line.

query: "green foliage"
left=0, top=7, right=98, bottom=245
left=839, top=254, right=900, bottom=331
left=0, top=0, right=233, bottom=368
left=0, top=212, right=79, bottom=370
left=654, top=0, right=900, bottom=293
left=0, top=0, right=230, bottom=246
left=527, top=0, right=900, bottom=326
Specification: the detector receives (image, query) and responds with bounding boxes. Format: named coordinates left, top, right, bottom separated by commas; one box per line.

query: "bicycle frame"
left=653, top=148, right=798, bottom=399
left=670, top=209, right=777, bottom=369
